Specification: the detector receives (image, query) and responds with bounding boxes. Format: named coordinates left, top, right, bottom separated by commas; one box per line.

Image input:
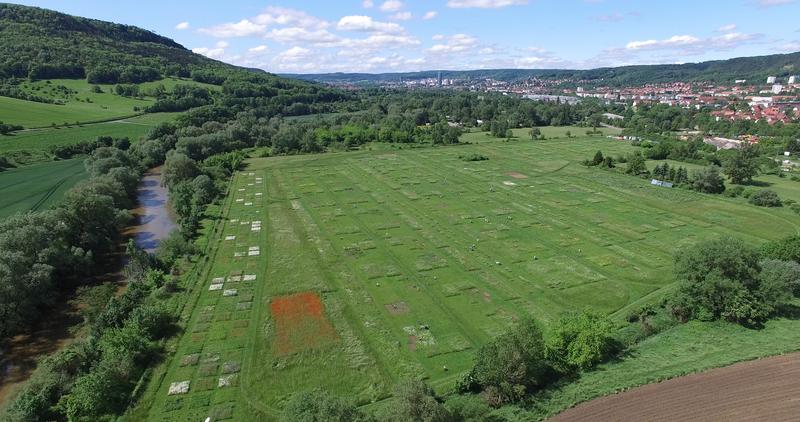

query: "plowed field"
left=549, top=353, right=800, bottom=421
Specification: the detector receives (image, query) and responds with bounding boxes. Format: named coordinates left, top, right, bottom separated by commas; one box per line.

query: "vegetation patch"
left=270, top=292, right=338, bottom=356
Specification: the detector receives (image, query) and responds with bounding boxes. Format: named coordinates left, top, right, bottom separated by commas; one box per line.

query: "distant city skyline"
left=12, top=0, right=800, bottom=73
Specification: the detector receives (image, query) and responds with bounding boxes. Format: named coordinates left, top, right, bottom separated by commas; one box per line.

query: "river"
left=123, top=166, right=178, bottom=253
left=0, top=167, right=176, bottom=406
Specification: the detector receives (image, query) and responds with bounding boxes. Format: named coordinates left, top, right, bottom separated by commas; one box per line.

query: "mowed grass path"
left=144, top=135, right=799, bottom=421
left=0, top=158, right=87, bottom=218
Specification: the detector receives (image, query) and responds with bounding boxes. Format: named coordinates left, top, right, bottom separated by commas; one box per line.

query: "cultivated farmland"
left=548, top=351, right=800, bottom=421
left=141, top=135, right=800, bottom=421
left=0, top=158, right=87, bottom=218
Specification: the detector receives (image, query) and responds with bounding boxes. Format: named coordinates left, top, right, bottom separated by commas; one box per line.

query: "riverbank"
left=0, top=167, right=176, bottom=407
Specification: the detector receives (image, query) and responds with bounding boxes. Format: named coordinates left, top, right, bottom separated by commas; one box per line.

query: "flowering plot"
left=269, top=292, right=337, bottom=356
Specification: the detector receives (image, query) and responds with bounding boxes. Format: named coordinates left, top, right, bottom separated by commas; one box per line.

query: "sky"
left=12, top=0, right=800, bottom=74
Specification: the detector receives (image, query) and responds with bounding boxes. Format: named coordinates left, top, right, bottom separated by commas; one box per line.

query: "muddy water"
left=0, top=167, right=176, bottom=406
left=123, top=166, right=178, bottom=252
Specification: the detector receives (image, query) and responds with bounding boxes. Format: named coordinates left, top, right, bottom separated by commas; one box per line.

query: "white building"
left=767, top=76, right=777, bottom=84
left=772, top=84, right=784, bottom=94
left=749, top=96, right=774, bottom=107
left=790, top=75, right=797, bottom=84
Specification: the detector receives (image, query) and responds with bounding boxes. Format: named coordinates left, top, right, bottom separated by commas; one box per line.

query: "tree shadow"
left=776, top=303, right=800, bottom=320
left=743, top=180, right=771, bottom=187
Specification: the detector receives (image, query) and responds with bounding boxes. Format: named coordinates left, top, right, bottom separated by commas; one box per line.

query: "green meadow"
left=0, top=112, right=179, bottom=165
left=1, top=77, right=214, bottom=128
left=134, top=132, right=800, bottom=421
left=0, top=158, right=87, bottom=218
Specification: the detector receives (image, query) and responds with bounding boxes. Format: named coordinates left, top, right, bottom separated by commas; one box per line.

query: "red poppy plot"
left=270, top=292, right=337, bottom=356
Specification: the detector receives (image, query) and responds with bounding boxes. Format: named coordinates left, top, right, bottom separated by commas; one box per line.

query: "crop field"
left=0, top=77, right=212, bottom=128
left=0, top=112, right=179, bottom=165
left=0, top=158, right=87, bottom=218
left=143, top=134, right=799, bottom=421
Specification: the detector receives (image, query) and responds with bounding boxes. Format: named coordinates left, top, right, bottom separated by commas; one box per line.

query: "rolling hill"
left=0, top=2, right=225, bottom=79
left=284, top=51, right=800, bottom=86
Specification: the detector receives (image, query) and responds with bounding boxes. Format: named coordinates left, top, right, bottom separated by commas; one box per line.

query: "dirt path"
left=548, top=353, right=800, bottom=421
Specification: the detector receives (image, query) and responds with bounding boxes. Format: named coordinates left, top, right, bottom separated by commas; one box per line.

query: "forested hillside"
left=0, top=2, right=217, bottom=80
left=286, top=51, right=800, bottom=86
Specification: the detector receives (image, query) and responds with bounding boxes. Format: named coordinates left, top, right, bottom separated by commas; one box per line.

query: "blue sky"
left=12, top=0, right=800, bottom=73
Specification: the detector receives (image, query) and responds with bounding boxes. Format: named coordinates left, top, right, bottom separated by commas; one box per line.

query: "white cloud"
left=516, top=56, right=546, bottom=66
left=278, top=46, right=313, bottom=60
left=522, top=46, right=547, bottom=53
left=710, top=32, right=761, bottom=49
left=253, top=7, right=328, bottom=29
left=175, top=21, right=190, bottom=30
left=362, top=0, right=374, bottom=8
left=626, top=34, right=700, bottom=50
left=391, top=11, right=412, bottom=20
left=718, top=24, right=737, bottom=32
left=754, top=0, right=794, bottom=7
left=337, top=15, right=404, bottom=33
left=380, top=0, right=404, bottom=12
left=624, top=32, right=762, bottom=54
left=248, top=45, right=269, bottom=53
left=199, top=19, right=266, bottom=38
left=423, top=11, right=438, bottom=19
left=339, top=34, right=420, bottom=51
left=447, top=0, right=528, bottom=8
left=428, top=33, right=478, bottom=54
left=216, top=41, right=229, bottom=48
left=266, top=27, right=340, bottom=46
left=777, top=40, right=800, bottom=52
left=192, top=47, right=226, bottom=59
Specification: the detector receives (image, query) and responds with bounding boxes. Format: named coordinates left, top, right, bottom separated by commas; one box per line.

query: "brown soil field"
left=549, top=352, right=800, bottom=422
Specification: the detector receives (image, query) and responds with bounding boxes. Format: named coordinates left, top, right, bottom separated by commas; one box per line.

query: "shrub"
left=459, top=153, right=488, bottom=162
left=761, top=235, right=800, bottom=264
left=281, top=390, right=373, bottom=422
left=381, top=380, right=453, bottom=422
left=723, top=185, right=745, bottom=198
left=671, top=236, right=794, bottom=326
left=624, top=152, right=649, bottom=176
left=463, top=318, right=550, bottom=405
left=544, top=310, right=616, bottom=373
left=748, top=189, right=782, bottom=207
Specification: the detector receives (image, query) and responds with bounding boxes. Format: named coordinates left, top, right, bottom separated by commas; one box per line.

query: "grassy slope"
left=0, top=158, right=88, bottom=218
left=0, top=112, right=179, bottom=165
left=134, top=131, right=800, bottom=421
left=0, top=77, right=211, bottom=128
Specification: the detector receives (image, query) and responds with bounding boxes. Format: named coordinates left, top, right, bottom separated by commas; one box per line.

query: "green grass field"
left=0, top=112, right=179, bottom=165
left=0, top=77, right=213, bottom=128
left=0, top=158, right=87, bottom=218
left=135, top=132, right=800, bottom=421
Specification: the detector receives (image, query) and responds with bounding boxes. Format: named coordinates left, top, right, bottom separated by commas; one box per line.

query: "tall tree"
left=723, top=144, right=760, bottom=184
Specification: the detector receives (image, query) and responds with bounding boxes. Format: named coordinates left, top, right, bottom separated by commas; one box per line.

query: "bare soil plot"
left=548, top=353, right=800, bottom=422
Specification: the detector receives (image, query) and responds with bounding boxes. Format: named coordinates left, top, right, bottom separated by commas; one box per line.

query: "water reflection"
left=124, top=167, right=177, bottom=253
